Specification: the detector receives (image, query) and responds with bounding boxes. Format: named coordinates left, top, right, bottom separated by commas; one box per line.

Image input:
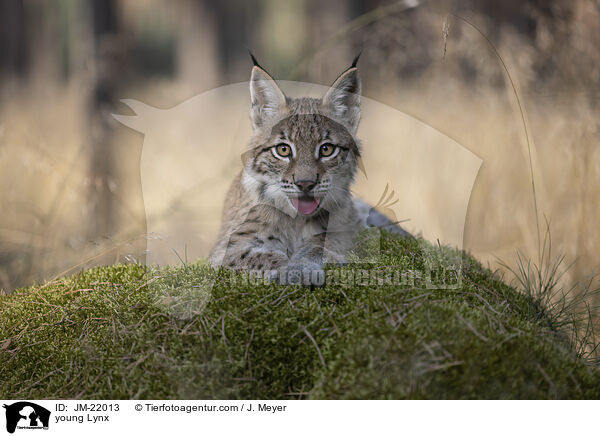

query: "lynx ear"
left=322, top=64, right=361, bottom=133
left=250, top=65, right=287, bottom=130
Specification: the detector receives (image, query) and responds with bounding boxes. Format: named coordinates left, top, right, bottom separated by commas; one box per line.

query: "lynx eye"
left=319, top=143, right=337, bottom=158
left=273, top=143, right=292, bottom=158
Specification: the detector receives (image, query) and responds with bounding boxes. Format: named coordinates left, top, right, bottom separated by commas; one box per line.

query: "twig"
left=301, top=326, right=326, bottom=368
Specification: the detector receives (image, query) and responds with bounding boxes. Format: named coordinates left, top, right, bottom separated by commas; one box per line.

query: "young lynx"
left=209, top=55, right=408, bottom=285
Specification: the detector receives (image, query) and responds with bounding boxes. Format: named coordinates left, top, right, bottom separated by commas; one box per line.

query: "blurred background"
left=0, top=0, right=599, bottom=298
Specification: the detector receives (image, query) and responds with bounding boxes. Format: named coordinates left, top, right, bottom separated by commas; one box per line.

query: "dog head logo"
left=3, top=402, right=50, bottom=434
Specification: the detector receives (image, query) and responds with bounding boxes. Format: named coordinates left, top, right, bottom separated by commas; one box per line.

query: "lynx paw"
left=278, top=261, right=325, bottom=287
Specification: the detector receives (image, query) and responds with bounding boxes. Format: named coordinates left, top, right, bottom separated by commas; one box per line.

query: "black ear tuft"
left=351, top=50, right=362, bottom=69
left=248, top=49, right=260, bottom=67
left=248, top=49, right=272, bottom=73
left=248, top=49, right=276, bottom=79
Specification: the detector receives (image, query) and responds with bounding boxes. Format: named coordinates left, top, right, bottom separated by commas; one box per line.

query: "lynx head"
left=242, top=55, right=362, bottom=217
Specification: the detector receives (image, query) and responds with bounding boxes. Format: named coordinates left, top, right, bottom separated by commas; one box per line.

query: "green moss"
left=1, top=232, right=598, bottom=399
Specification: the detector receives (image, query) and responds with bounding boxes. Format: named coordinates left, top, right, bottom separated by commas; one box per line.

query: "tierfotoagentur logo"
left=112, top=56, right=480, bottom=326
left=3, top=402, right=50, bottom=434
left=113, top=76, right=481, bottom=272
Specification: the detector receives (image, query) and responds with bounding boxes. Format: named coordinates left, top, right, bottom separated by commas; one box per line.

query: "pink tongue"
left=292, top=196, right=320, bottom=215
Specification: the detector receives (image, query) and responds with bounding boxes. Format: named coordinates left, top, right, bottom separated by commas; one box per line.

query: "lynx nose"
left=295, top=179, right=316, bottom=193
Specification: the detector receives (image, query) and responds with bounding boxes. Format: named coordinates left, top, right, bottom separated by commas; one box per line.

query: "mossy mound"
left=1, top=233, right=598, bottom=399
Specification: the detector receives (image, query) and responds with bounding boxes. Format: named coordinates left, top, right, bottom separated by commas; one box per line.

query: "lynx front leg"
left=293, top=232, right=351, bottom=265
left=222, top=247, right=288, bottom=271
left=282, top=229, right=355, bottom=286
left=222, top=243, right=323, bottom=286
left=282, top=235, right=328, bottom=286
left=220, top=245, right=288, bottom=282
